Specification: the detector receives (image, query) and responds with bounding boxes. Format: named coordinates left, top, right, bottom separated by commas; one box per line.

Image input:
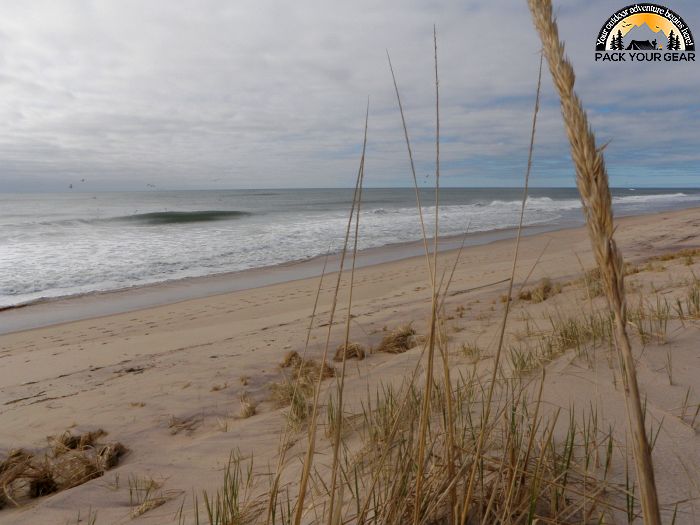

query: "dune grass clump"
left=268, top=381, right=302, bottom=409
left=27, top=460, right=58, bottom=498
left=128, top=474, right=171, bottom=518
left=375, top=325, right=417, bottom=354
left=280, top=350, right=302, bottom=369
left=328, top=373, right=628, bottom=525
left=191, top=452, right=264, bottom=525
left=519, top=277, right=562, bottom=303
left=625, top=261, right=641, bottom=275
left=270, top=351, right=335, bottom=417
left=460, top=341, right=481, bottom=361
left=333, top=342, right=366, bottom=361
left=0, top=449, right=33, bottom=507
left=677, top=275, right=700, bottom=319
left=0, top=431, right=126, bottom=509
left=168, top=416, right=201, bottom=435
left=50, top=429, right=106, bottom=456
left=279, top=351, right=335, bottom=383
left=653, top=247, right=700, bottom=263
left=96, top=442, right=127, bottom=470
left=239, top=392, right=257, bottom=419
left=578, top=267, right=604, bottom=298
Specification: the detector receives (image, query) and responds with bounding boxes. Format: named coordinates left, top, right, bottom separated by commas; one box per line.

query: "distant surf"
left=108, top=210, right=252, bottom=225
left=1, top=188, right=699, bottom=308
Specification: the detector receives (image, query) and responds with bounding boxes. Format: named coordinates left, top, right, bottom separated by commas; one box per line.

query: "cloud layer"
left=0, top=0, right=698, bottom=191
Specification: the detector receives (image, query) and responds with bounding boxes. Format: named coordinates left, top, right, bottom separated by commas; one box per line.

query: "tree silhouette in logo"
left=667, top=30, right=681, bottom=50
left=610, top=29, right=624, bottom=50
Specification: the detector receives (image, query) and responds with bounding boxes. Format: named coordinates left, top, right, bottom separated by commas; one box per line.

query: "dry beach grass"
left=1, top=2, right=699, bottom=524
left=1, top=209, right=700, bottom=524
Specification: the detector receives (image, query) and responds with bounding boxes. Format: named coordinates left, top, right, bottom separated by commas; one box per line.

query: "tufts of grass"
left=194, top=452, right=263, bottom=525
left=625, top=262, right=641, bottom=275
left=508, top=344, right=539, bottom=374
left=269, top=352, right=335, bottom=426
left=27, top=459, right=58, bottom=499
left=518, top=277, right=562, bottom=303
left=239, top=392, right=257, bottom=419
left=375, top=324, right=417, bottom=354
left=681, top=275, right=700, bottom=318
left=460, top=341, right=481, bottom=361
left=271, top=352, right=335, bottom=409
left=50, top=429, right=107, bottom=457
left=279, top=350, right=302, bottom=368
left=341, top=372, right=626, bottom=524
left=129, top=474, right=171, bottom=518
left=279, top=351, right=335, bottom=380
left=652, top=248, right=700, bottom=263
left=268, top=382, right=311, bottom=427
left=333, top=342, right=366, bottom=362
left=627, top=295, right=671, bottom=346
left=0, top=431, right=126, bottom=509
left=268, top=381, right=301, bottom=409
left=579, top=268, right=604, bottom=298
left=169, top=416, right=201, bottom=435
left=65, top=509, right=98, bottom=525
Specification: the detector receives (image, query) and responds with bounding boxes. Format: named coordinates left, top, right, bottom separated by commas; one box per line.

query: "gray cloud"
left=0, top=0, right=698, bottom=191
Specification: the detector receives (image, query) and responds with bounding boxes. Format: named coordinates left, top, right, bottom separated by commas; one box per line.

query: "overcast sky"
left=0, top=0, right=698, bottom=191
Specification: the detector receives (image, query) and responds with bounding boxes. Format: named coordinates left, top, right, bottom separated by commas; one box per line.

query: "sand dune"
left=1, top=206, right=700, bottom=524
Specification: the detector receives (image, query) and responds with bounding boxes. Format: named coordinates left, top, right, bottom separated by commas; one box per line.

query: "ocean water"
left=1, top=187, right=699, bottom=308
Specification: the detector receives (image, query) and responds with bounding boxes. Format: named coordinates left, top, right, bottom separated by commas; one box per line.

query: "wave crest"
left=110, top=210, right=252, bottom=225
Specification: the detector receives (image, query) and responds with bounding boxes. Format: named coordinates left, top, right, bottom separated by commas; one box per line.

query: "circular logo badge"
left=596, top=3, right=694, bottom=52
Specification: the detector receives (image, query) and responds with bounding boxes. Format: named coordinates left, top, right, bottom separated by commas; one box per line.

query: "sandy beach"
left=1, top=205, right=699, bottom=523
left=3, top=0, right=699, bottom=521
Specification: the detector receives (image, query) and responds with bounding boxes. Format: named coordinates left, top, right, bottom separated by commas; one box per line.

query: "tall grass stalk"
left=386, top=52, right=435, bottom=286
left=292, top=105, right=370, bottom=525
left=264, top=247, right=331, bottom=525
left=413, top=26, right=445, bottom=524
left=459, top=50, right=543, bottom=524
left=326, top=99, right=368, bottom=523
left=526, top=0, right=661, bottom=522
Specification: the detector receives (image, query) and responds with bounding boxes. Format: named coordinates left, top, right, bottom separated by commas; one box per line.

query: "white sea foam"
left=0, top=189, right=698, bottom=307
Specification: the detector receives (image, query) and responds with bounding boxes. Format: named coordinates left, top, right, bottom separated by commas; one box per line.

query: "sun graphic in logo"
left=612, top=13, right=681, bottom=50
left=596, top=4, right=695, bottom=52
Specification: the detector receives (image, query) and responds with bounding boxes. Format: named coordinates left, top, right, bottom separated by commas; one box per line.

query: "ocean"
left=1, top=187, right=699, bottom=308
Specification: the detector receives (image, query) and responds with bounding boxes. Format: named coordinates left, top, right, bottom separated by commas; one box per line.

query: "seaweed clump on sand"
left=0, top=429, right=127, bottom=509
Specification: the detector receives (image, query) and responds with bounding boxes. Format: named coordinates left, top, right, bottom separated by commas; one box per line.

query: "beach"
left=1, top=205, right=700, bottom=523
left=3, top=0, right=699, bottom=521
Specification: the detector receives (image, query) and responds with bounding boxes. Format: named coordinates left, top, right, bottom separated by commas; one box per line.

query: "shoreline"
left=1, top=205, right=699, bottom=524
left=1, top=205, right=697, bottom=335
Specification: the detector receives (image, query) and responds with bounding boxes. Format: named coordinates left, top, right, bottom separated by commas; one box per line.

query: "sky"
left=0, top=0, right=698, bottom=191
